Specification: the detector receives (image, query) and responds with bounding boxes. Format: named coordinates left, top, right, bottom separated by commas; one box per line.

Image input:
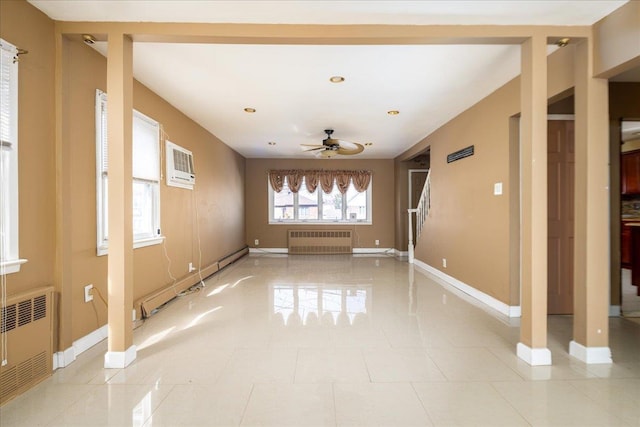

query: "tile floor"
left=1, top=254, right=639, bottom=426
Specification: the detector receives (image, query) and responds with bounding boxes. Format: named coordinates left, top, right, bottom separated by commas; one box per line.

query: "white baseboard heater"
left=0, top=286, right=54, bottom=405
left=288, top=230, right=353, bottom=254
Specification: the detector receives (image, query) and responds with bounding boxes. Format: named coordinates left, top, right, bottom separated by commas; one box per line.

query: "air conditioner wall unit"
left=166, top=140, right=195, bottom=189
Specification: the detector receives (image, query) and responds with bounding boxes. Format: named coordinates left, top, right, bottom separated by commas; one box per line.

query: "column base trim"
left=569, top=340, right=612, bottom=364
left=104, top=345, right=137, bottom=369
left=517, top=342, right=552, bottom=366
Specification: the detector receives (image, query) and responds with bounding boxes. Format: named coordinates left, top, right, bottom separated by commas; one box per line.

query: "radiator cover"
left=288, top=230, right=353, bottom=254
left=0, top=286, right=54, bottom=405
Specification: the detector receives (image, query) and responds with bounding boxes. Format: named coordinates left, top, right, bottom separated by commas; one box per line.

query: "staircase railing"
left=408, top=169, right=431, bottom=263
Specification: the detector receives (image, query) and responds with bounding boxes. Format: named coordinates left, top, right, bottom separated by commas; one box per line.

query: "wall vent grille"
left=288, top=230, right=353, bottom=254
left=0, top=286, right=54, bottom=405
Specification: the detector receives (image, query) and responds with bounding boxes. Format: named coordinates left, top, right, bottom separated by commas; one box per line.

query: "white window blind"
left=0, top=39, right=24, bottom=274
left=95, top=90, right=162, bottom=255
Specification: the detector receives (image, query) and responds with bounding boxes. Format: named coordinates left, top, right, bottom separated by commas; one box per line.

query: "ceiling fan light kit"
left=301, top=129, right=365, bottom=158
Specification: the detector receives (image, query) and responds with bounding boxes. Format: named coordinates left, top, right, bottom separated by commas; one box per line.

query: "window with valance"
left=268, top=169, right=372, bottom=224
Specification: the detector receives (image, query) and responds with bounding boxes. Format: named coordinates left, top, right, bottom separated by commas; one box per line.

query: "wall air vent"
left=0, top=286, right=54, bottom=405
left=166, top=140, right=195, bottom=189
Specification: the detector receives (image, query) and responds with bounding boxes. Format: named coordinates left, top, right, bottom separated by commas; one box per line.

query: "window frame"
left=0, top=39, right=26, bottom=275
left=95, top=89, right=163, bottom=256
left=268, top=177, right=372, bottom=225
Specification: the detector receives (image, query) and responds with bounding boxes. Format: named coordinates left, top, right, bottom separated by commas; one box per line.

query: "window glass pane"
left=132, top=179, right=155, bottom=239
left=298, top=178, right=318, bottom=220
left=321, top=186, right=343, bottom=220
left=273, top=178, right=294, bottom=220
left=346, top=182, right=367, bottom=220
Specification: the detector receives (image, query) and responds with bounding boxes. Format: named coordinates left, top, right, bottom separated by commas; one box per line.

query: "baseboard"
left=394, top=249, right=408, bottom=257
left=53, top=346, right=76, bottom=370
left=353, top=248, right=393, bottom=254
left=609, top=305, right=621, bottom=317
left=249, top=248, right=288, bottom=254
left=569, top=340, right=612, bottom=364
left=104, top=345, right=137, bottom=369
left=53, top=324, right=108, bottom=370
left=413, top=259, right=521, bottom=318
left=517, top=342, right=552, bottom=366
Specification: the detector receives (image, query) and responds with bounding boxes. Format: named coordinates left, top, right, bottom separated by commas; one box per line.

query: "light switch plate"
left=494, top=182, right=503, bottom=195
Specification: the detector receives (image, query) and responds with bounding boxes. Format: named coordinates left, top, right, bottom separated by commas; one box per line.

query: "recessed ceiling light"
left=268, top=141, right=276, bottom=146
left=387, top=110, right=400, bottom=115
left=329, top=76, right=345, bottom=83
left=244, top=107, right=256, bottom=113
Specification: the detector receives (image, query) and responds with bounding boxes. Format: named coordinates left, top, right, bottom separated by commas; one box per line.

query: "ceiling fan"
left=301, top=129, right=365, bottom=158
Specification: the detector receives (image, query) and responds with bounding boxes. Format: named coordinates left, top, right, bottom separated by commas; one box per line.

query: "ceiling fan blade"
left=300, top=144, right=326, bottom=152
left=337, top=143, right=365, bottom=155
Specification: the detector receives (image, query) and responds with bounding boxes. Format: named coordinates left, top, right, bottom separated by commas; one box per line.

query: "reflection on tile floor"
left=2, top=254, right=639, bottom=426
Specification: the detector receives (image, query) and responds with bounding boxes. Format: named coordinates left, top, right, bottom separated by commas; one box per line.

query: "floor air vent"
left=0, top=286, right=54, bottom=405
left=288, top=230, right=353, bottom=254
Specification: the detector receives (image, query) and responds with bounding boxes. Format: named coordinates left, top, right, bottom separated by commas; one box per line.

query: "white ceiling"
left=29, top=0, right=629, bottom=159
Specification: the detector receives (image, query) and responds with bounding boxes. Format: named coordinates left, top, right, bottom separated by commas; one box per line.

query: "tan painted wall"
left=1, top=0, right=56, bottom=295
left=245, top=159, right=394, bottom=249
left=62, top=36, right=246, bottom=341
left=410, top=80, right=519, bottom=304
left=594, top=0, right=640, bottom=78
left=2, top=0, right=245, bottom=346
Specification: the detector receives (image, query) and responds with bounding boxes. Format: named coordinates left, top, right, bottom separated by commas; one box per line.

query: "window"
left=0, top=39, right=25, bottom=275
left=96, top=90, right=162, bottom=256
left=269, top=176, right=372, bottom=224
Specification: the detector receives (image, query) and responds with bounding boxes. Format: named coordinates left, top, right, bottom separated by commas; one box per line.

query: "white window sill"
left=97, top=236, right=165, bottom=256
left=0, top=259, right=28, bottom=275
left=268, top=220, right=372, bottom=225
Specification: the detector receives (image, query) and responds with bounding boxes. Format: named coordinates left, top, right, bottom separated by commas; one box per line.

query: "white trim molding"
left=413, top=259, right=521, bottom=318
left=105, top=345, right=137, bottom=369
left=569, top=340, right=612, bottom=364
left=249, top=248, right=288, bottom=254
left=353, top=248, right=393, bottom=254
left=53, top=324, right=109, bottom=370
left=0, top=258, right=28, bottom=275
left=517, top=342, right=552, bottom=366
left=53, top=346, right=76, bottom=370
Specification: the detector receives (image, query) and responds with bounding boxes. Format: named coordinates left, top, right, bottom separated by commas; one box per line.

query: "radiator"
left=0, top=286, right=54, bottom=405
left=288, top=230, right=353, bottom=254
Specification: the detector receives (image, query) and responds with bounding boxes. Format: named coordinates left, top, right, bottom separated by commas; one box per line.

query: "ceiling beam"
left=55, top=21, right=591, bottom=45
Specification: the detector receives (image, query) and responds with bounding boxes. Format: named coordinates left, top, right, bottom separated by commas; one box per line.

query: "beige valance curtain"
left=268, top=169, right=372, bottom=194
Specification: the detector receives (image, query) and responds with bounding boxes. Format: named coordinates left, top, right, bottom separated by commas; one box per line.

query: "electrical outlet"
left=442, top=258, right=447, bottom=268
left=494, top=182, right=503, bottom=195
left=254, top=239, right=259, bottom=246
left=375, top=239, right=380, bottom=246
left=84, top=284, right=94, bottom=303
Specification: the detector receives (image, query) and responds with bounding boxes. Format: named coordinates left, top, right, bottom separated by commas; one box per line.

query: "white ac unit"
left=166, top=140, right=195, bottom=189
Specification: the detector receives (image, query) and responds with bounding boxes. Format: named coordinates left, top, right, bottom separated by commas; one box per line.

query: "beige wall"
left=2, top=0, right=246, bottom=346
left=245, top=159, right=394, bottom=249
left=403, top=79, right=520, bottom=304
left=594, top=0, right=640, bottom=78
left=1, top=0, right=56, bottom=295
left=62, top=36, right=246, bottom=341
